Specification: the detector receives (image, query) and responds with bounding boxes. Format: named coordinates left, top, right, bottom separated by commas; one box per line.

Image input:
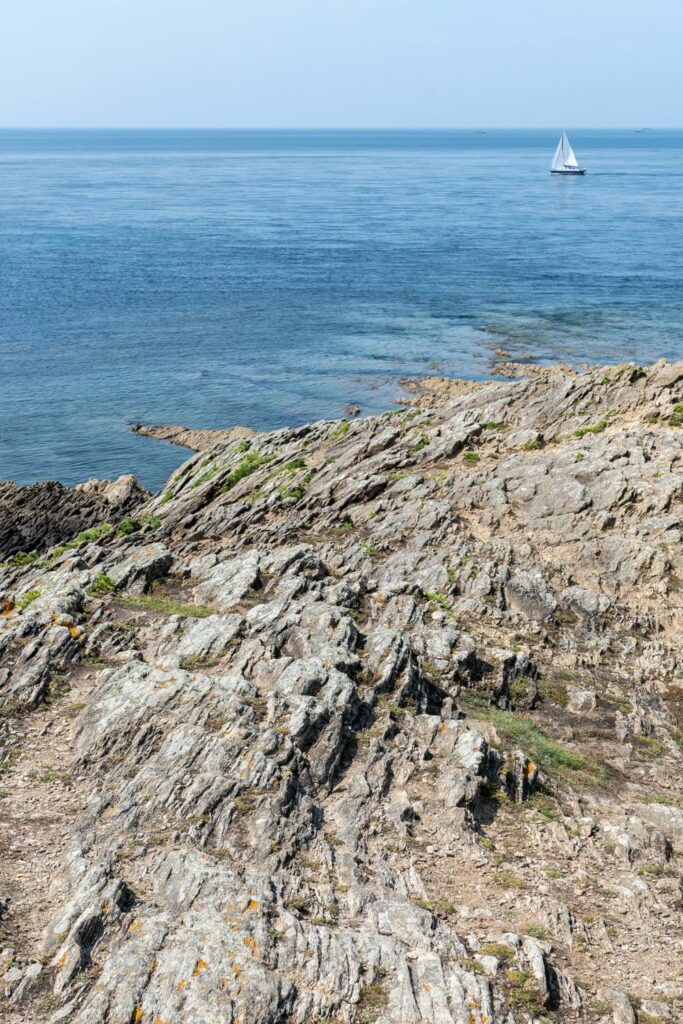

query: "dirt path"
left=0, top=669, right=96, bottom=968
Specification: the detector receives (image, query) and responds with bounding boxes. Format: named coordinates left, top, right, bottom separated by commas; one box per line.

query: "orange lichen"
left=422, top=982, right=431, bottom=992
left=246, top=899, right=259, bottom=911
left=133, top=1007, right=143, bottom=1023
left=526, top=759, right=536, bottom=776
left=1, top=600, right=16, bottom=618
left=177, top=979, right=186, bottom=991
left=192, top=958, right=209, bottom=977
left=56, top=952, right=68, bottom=970
left=129, top=920, right=143, bottom=933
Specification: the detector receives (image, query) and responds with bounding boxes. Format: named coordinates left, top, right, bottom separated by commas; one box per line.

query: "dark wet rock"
left=0, top=475, right=149, bottom=560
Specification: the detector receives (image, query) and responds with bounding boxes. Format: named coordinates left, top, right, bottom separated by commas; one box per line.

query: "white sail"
left=550, top=131, right=581, bottom=171
left=562, top=132, right=579, bottom=168
left=550, top=137, right=565, bottom=171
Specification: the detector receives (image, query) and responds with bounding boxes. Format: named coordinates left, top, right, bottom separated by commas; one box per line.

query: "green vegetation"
left=473, top=707, right=606, bottom=784
left=463, top=450, right=480, bottom=463
left=88, top=573, right=116, bottom=596
left=484, top=421, right=506, bottom=430
left=277, top=475, right=312, bottom=502
left=480, top=942, right=515, bottom=962
left=7, top=550, right=39, bottom=567
left=114, top=594, right=214, bottom=618
left=575, top=452, right=585, bottom=462
left=506, top=967, right=540, bottom=1009
left=339, top=517, right=355, bottom=532
left=424, top=591, right=452, bottom=615
left=116, top=516, right=139, bottom=536
left=635, top=736, right=666, bottom=760
left=235, top=439, right=251, bottom=453
left=491, top=870, right=526, bottom=890
left=574, top=419, right=608, bottom=438
left=48, top=521, right=113, bottom=563
left=637, top=862, right=661, bottom=876
left=160, top=490, right=174, bottom=505
left=357, top=977, right=388, bottom=1022
left=18, top=589, right=40, bottom=610
left=522, top=439, right=543, bottom=451
left=328, top=419, right=350, bottom=441
left=668, top=403, right=683, bottom=427
left=191, top=467, right=218, bottom=489
left=412, top=435, right=429, bottom=453
left=219, top=450, right=273, bottom=493
left=28, top=768, right=70, bottom=784
left=360, top=542, right=378, bottom=556
left=140, top=512, right=162, bottom=529
left=521, top=922, right=549, bottom=940
left=273, top=456, right=307, bottom=475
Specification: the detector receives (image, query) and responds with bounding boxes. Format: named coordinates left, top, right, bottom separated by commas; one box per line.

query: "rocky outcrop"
left=132, top=422, right=257, bottom=451
left=1, top=360, right=683, bottom=1023
left=0, top=475, right=149, bottom=561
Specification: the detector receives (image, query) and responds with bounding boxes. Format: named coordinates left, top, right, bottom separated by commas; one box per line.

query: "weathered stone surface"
left=1, top=360, right=683, bottom=1023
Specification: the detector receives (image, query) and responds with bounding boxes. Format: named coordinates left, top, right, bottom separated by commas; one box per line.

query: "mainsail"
left=551, top=131, right=579, bottom=171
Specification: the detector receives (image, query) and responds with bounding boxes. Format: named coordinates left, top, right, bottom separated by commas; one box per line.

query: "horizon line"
left=0, top=125, right=680, bottom=132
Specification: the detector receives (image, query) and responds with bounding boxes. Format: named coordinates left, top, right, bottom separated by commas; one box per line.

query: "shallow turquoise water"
left=1, top=129, right=682, bottom=489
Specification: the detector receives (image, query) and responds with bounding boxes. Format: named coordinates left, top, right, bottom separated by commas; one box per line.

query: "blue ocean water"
left=1, top=129, right=683, bottom=490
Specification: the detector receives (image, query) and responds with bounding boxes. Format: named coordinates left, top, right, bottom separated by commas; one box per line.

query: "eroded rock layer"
left=0, top=475, right=149, bottom=561
left=1, top=361, right=682, bottom=1024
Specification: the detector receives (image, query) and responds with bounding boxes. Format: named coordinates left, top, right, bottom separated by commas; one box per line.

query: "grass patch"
left=7, top=550, right=39, bottom=567
left=47, top=521, right=113, bottom=563
left=18, top=589, right=40, bottom=610
left=140, top=513, right=162, bottom=529
left=115, top=594, right=214, bottom=618
left=522, top=439, right=543, bottom=451
left=116, top=516, right=139, bottom=536
left=219, top=451, right=272, bottom=493
left=635, top=736, right=666, bottom=760
left=476, top=707, right=606, bottom=784
left=328, top=419, right=350, bottom=441
left=484, top=421, right=506, bottom=430
left=339, top=517, right=355, bottom=532
left=491, top=870, right=526, bottom=890
left=574, top=419, right=608, bottom=438
left=480, top=942, right=515, bottom=962
left=463, top=450, right=480, bottom=463
left=88, top=573, right=116, bottom=597
left=668, top=403, right=683, bottom=427
left=424, top=591, right=452, bottom=615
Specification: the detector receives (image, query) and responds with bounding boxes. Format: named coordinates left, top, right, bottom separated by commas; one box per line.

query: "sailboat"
left=550, top=131, right=586, bottom=175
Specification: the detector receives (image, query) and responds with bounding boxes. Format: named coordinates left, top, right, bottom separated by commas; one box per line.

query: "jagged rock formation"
left=1, top=360, right=683, bottom=1024
left=131, top=423, right=257, bottom=451
left=0, top=476, right=149, bottom=561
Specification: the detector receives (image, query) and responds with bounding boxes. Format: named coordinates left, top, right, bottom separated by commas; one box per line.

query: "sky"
left=1, top=0, right=682, bottom=129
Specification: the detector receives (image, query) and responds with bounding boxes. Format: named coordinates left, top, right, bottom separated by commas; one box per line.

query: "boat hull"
left=550, top=168, right=587, bottom=175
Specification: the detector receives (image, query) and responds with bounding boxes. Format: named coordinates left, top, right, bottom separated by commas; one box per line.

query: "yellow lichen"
left=192, top=958, right=209, bottom=977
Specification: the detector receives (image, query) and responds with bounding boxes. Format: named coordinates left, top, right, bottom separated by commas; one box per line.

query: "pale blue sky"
left=1, top=0, right=681, bottom=128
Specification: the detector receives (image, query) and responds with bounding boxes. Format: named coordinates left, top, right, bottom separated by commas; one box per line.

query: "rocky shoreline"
left=1, top=360, right=682, bottom=1024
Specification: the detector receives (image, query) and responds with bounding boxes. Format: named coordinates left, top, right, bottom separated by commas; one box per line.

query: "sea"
left=1, top=129, right=683, bottom=491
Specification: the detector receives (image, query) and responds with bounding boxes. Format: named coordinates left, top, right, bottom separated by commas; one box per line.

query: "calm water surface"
left=1, top=129, right=683, bottom=489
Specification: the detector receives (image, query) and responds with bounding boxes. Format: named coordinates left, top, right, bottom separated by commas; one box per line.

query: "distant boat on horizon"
left=550, top=131, right=586, bottom=175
